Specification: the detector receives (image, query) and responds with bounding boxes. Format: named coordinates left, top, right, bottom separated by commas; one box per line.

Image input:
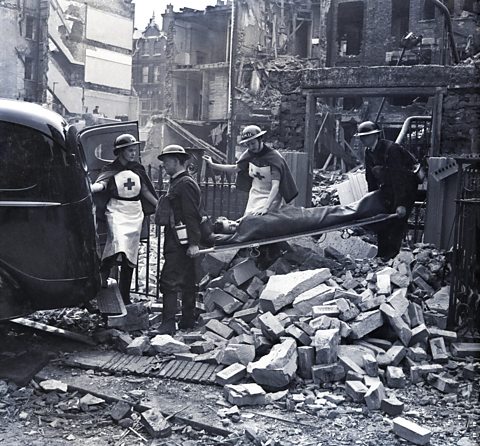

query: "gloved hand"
left=396, top=206, right=407, bottom=218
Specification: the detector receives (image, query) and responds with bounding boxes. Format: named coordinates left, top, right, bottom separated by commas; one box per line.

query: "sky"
left=133, top=0, right=217, bottom=30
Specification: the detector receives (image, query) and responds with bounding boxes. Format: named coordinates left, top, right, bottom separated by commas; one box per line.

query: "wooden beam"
left=304, top=93, right=316, bottom=206
left=303, top=86, right=437, bottom=97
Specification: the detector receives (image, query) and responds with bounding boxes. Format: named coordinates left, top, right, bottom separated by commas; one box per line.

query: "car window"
left=0, top=122, right=85, bottom=202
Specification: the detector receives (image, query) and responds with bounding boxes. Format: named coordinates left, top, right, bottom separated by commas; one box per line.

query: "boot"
left=178, top=291, right=196, bottom=330
left=119, top=265, right=134, bottom=305
left=157, top=292, right=178, bottom=335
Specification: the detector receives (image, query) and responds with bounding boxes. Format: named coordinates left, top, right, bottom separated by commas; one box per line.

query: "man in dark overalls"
left=356, top=121, right=418, bottom=260
left=156, top=145, right=202, bottom=335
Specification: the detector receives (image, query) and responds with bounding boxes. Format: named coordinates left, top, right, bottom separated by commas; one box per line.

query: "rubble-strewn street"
left=1, top=239, right=479, bottom=446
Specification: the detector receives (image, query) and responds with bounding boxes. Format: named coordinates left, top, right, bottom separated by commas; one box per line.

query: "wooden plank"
left=11, top=318, right=96, bottom=346
left=169, top=361, right=190, bottom=380
left=184, top=362, right=203, bottom=382
left=177, top=362, right=196, bottom=381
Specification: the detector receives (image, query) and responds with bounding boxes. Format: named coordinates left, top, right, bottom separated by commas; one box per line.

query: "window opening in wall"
left=388, top=95, right=429, bottom=107
left=463, top=0, right=476, bottom=13
left=148, top=66, right=154, bottom=83
left=142, top=66, right=149, bottom=83
left=422, top=0, right=435, bottom=19
left=25, top=16, right=35, bottom=39
left=176, top=84, right=187, bottom=119
left=342, top=96, right=363, bottom=111
left=337, top=2, right=364, bottom=56
left=24, top=57, right=33, bottom=80
left=154, top=40, right=163, bottom=54
left=294, top=20, right=311, bottom=58
left=391, top=0, right=410, bottom=43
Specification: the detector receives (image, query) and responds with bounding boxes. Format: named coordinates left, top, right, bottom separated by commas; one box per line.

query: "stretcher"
left=198, top=212, right=398, bottom=254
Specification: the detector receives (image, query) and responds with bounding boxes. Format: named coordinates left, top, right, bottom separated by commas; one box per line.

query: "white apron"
left=244, top=162, right=283, bottom=215
left=102, top=170, right=143, bottom=266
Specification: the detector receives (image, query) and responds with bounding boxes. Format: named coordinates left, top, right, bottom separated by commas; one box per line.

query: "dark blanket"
left=213, top=190, right=390, bottom=245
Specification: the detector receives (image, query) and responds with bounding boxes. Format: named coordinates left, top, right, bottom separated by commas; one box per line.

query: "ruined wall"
left=441, top=87, right=480, bottom=154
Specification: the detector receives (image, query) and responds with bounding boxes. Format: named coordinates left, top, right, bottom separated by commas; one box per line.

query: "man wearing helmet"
left=155, top=145, right=203, bottom=334
left=91, top=134, right=158, bottom=305
left=203, top=125, right=298, bottom=216
left=355, top=121, right=418, bottom=260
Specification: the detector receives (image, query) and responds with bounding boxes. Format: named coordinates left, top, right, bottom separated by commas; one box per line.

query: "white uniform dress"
left=101, top=170, right=143, bottom=267
left=244, top=162, right=283, bottom=215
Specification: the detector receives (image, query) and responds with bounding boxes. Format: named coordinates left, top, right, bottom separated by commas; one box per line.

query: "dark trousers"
left=160, top=238, right=199, bottom=326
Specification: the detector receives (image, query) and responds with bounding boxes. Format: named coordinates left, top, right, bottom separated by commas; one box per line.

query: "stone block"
left=259, top=268, right=332, bottom=314
left=392, top=417, right=431, bottom=445
left=390, top=272, right=411, bottom=288
left=248, top=338, right=298, bottom=390
left=386, top=366, right=406, bottom=388
left=233, top=307, right=258, bottom=324
left=190, top=340, right=215, bottom=354
left=413, top=276, right=434, bottom=295
left=232, top=333, right=255, bottom=345
left=334, top=289, right=363, bottom=305
left=410, top=364, right=443, bottom=384
left=345, top=380, right=368, bottom=402
left=386, top=316, right=412, bottom=346
left=205, top=319, right=234, bottom=340
left=110, top=401, right=131, bottom=422
left=410, top=324, right=429, bottom=345
left=297, top=346, right=315, bottom=379
left=349, top=310, right=384, bottom=339
left=358, top=293, right=386, bottom=312
left=312, top=363, right=345, bottom=384
left=408, top=302, right=425, bottom=327
left=229, top=258, right=261, bottom=287
left=429, top=337, right=449, bottom=363
left=423, top=311, right=447, bottom=329
left=427, top=327, right=457, bottom=343
left=228, top=318, right=251, bottom=336
left=427, top=373, right=459, bottom=393
left=224, top=383, right=267, bottom=406
left=151, top=335, right=190, bottom=355
left=407, top=346, right=428, bottom=362
left=292, top=284, right=336, bottom=314
left=215, top=363, right=247, bottom=386
left=363, top=353, right=378, bottom=377
left=294, top=320, right=315, bottom=336
left=201, top=250, right=238, bottom=276
left=380, top=290, right=409, bottom=319
left=126, top=336, right=150, bottom=356
left=311, top=305, right=340, bottom=318
left=252, top=331, right=272, bottom=356
left=122, top=304, right=150, bottom=332
left=258, top=312, right=285, bottom=342
left=363, top=337, right=392, bottom=351
left=336, top=297, right=360, bottom=321
left=376, top=273, right=391, bottom=295
left=346, top=371, right=364, bottom=381
left=313, top=329, right=340, bottom=365
left=221, top=343, right=255, bottom=366
left=363, top=375, right=381, bottom=388
left=224, top=283, right=249, bottom=303
left=425, top=286, right=449, bottom=315
left=381, top=395, right=404, bottom=416
left=194, top=348, right=224, bottom=364
left=285, top=324, right=311, bottom=346
left=141, top=408, right=171, bottom=438
left=204, top=331, right=229, bottom=346
left=203, top=288, right=243, bottom=315
left=451, top=342, right=480, bottom=358
left=338, top=354, right=365, bottom=376
left=245, top=276, right=265, bottom=299
left=364, top=381, right=386, bottom=410
left=385, top=345, right=407, bottom=367
left=197, top=309, right=225, bottom=326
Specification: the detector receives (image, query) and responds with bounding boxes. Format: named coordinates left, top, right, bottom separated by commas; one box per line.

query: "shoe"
left=178, top=318, right=195, bottom=330
left=156, top=321, right=176, bottom=335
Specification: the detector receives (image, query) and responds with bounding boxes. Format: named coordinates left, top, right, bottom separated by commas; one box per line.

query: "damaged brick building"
left=0, top=0, right=49, bottom=104
left=139, top=0, right=478, bottom=162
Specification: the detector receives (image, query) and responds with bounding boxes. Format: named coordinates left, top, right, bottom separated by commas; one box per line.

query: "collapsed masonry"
left=113, top=239, right=478, bottom=422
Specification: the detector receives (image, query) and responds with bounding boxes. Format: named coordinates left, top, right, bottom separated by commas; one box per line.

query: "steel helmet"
left=113, top=134, right=140, bottom=155
left=354, top=121, right=382, bottom=137
left=157, top=144, right=190, bottom=160
left=239, top=125, right=267, bottom=145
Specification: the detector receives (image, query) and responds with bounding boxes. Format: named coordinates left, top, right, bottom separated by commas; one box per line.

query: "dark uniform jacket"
left=365, top=139, right=418, bottom=212
left=163, top=171, right=202, bottom=253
